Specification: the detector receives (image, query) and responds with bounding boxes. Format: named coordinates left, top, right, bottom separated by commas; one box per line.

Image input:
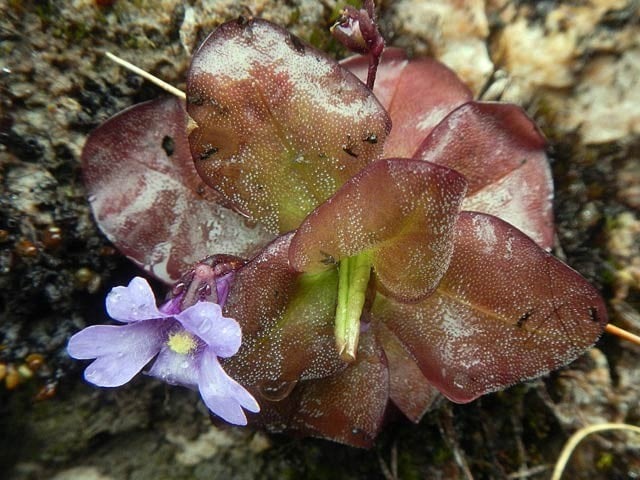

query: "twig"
left=105, top=51, right=186, bottom=100
left=378, top=442, right=398, bottom=480
left=507, top=464, right=550, bottom=479
left=605, top=323, right=640, bottom=346
left=439, top=407, right=474, bottom=480
left=551, top=422, right=640, bottom=480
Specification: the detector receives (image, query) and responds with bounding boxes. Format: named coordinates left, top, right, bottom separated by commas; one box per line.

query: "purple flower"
left=67, top=276, right=259, bottom=425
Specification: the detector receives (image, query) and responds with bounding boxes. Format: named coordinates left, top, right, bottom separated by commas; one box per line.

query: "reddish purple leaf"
left=343, top=52, right=554, bottom=249
left=376, top=211, right=607, bottom=403
left=341, top=48, right=473, bottom=158
left=187, top=18, right=391, bottom=233
left=222, top=233, right=296, bottom=337
left=290, top=159, right=467, bottom=302
left=223, top=234, right=344, bottom=391
left=82, top=97, right=272, bottom=283
left=242, top=329, right=388, bottom=447
left=288, top=329, right=389, bottom=447
left=374, top=322, right=439, bottom=423
left=414, top=101, right=554, bottom=249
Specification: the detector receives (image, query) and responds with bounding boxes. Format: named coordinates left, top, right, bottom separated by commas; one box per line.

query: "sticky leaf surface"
left=187, top=18, right=391, bottom=233
left=289, top=330, right=389, bottom=447
left=374, top=322, right=439, bottom=422
left=290, top=159, right=467, bottom=302
left=341, top=48, right=473, bottom=158
left=415, top=101, right=554, bottom=248
left=223, top=234, right=343, bottom=390
left=376, top=211, right=607, bottom=402
left=82, top=97, right=271, bottom=283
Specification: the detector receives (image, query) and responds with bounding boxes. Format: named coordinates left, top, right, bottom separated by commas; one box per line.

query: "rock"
left=1, top=1, right=639, bottom=479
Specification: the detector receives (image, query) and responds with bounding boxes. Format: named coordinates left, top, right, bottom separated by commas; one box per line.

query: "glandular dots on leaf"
left=186, top=18, right=391, bottom=233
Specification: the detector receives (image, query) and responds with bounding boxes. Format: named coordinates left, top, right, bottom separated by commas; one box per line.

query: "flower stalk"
left=335, top=252, right=372, bottom=362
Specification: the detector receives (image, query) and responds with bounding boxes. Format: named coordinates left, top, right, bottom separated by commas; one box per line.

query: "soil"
left=1, top=1, right=639, bottom=479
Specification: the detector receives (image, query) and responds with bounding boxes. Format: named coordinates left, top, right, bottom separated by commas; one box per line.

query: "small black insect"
left=516, top=310, right=533, bottom=328
left=363, top=133, right=377, bottom=144
left=320, top=251, right=337, bottom=266
left=342, top=134, right=358, bottom=158
left=161, top=135, right=175, bottom=156
left=188, top=92, right=204, bottom=106
left=342, top=146, right=358, bottom=158
left=199, top=144, right=219, bottom=160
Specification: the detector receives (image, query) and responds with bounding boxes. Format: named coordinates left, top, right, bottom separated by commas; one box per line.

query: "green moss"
left=52, top=22, right=92, bottom=42
left=34, top=1, right=57, bottom=23
left=329, top=0, right=363, bottom=21
left=122, top=33, right=156, bottom=50
left=600, top=261, right=617, bottom=285
left=288, top=8, right=301, bottom=25
left=397, top=450, right=425, bottom=480
left=0, top=43, right=11, bottom=58
left=305, top=27, right=350, bottom=58
left=432, top=444, right=453, bottom=465
left=307, top=27, right=331, bottom=50
left=596, top=452, right=614, bottom=470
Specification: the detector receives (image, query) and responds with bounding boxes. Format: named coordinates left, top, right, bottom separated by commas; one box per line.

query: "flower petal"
left=215, top=272, right=234, bottom=308
left=106, top=277, right=165, bottom=322
left=147, top=345, right=200, bottom=388
left=198, top=347, right=260, bottom=425
left=176, top=302, right=241, bottom=358
left=67, top=320, right=166, bottom=387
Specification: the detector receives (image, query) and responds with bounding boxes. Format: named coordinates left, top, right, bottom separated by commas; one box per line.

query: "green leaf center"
left=335, top=252, right=372, bottom=362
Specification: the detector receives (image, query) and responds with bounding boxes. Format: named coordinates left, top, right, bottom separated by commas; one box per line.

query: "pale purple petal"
left=198, top=347, right=260, bottom=425
left=215, top=272, right=234, bottom=308
left=147, top=345, right=200, bottom=388
left=176, top=303, right=241, bottom=358
left=159, top=295, right=183, bottom=316
left=106, top=277, right=167, bottom=322
left=67, top=320, right=166, bottom=387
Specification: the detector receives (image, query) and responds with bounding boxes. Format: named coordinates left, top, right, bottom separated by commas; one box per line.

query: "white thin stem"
left=551, top=422, right=640, bottom=480
left=105, top=51, right=186, bottom=100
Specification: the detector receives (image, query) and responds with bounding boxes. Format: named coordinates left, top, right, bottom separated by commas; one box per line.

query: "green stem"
left=335, top=253, right=372, bottom=362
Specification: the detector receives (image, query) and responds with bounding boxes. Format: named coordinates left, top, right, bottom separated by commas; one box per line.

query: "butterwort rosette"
left=78, top=14, right=608, bottom=447
left=218, top=158, right=605, bottom=446
left=67, top=261, right=259, bottom=425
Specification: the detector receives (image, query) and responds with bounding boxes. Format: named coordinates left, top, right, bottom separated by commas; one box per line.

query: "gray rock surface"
left=1, top=0, right=639, bottom=478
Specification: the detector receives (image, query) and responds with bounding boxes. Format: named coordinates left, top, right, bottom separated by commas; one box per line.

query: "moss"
left=302, top=25, right=326, bottom=49
left=52, top=22, right=92, bottom=42
left=34, top=1, right=58, bottom=24
left=596, top=452, right=614, bottom=470
left=329, top=0, right=363, bottom=21
left=288, top=7, right=300, bottom=25
left=397, top=455, right=424, bottom=480
left=305, top=27, right=350, bottom=58
left=120, top=29, right=157, bottom=50
left=431, top=444, right=453, bottom=465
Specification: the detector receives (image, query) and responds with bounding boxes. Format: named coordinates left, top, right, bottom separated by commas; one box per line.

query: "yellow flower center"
left=167, top=331, right=197, bottom=355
